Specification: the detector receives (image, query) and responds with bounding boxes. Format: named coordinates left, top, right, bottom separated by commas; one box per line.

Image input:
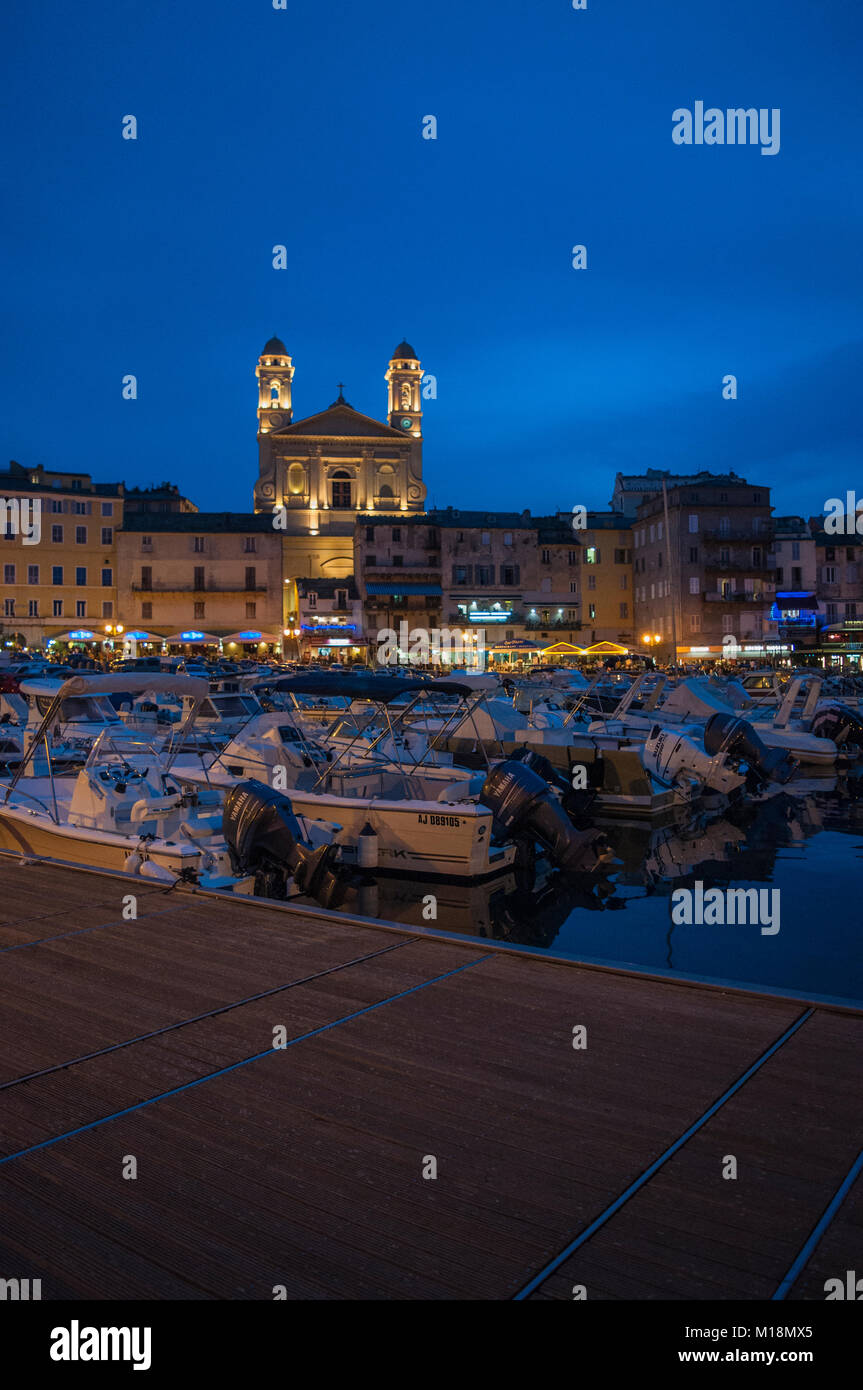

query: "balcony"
left=702, top=528, right=774, bottom=543
left=704, top=560, right=773, bottom=573
left=703, top=591, right=769, bottom=603
left=132, top=583, right=268, bottom=594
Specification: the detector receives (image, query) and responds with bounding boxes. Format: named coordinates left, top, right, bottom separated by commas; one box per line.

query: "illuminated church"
left=253, top=336, right=427, bottom=553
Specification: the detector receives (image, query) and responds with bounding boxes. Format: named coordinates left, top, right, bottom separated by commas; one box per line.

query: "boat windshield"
left=204, top=694, right=260, bottom=718
left=35, top=695, right=120, bottom=723
left=83, top=728, right=164, bottom=775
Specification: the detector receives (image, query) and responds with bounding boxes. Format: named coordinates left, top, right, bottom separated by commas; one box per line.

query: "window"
left=392, top=527, right=401, bottom=542
left=619, top=574, right=628, bottom=589
left=335, top=588, right=347, bottom=609
left=244, top=536, right=256, bottom=553
left=585, top=547, right=598, bottom=564
left=53, top=599, right=63, bottom=617
left=365, top=526, right=374, bottom=542
left=142, top=535, right=152, bottom=549
left=101, top=502, right=113, bottom=517
left=720, top=547, right=730, bottom=564
left=477, top=565, right=494, bottom=585
left=689, top=614, right=700, bottom=632
left=752, top=547, right=762, bottom=567
left=101, top=527, right=113, bottom=545
left=74, top=500, right=88, bottom=515
left=193, top=567, right=204, bottom=589
left=51, top=499, right=63, bottom=513
left=245, top=602, right=257, bottom=618
left=454, top=566, right=469, bottom=586
left=541, top=549, right=550, bottom=564
left=141, top=601, right=152, bottom=620
left=307, top=592, right=317, bottom=609
left=501, top=565, right=519, bottom=585
left=28, top=599, right=38, bottom=617
left=52, top=566, right=63, bottom=585
left=791, top=567, right=802, bottom=587
left=826, top=603, right=837, bottom=621
left=689, top=547, right=698, bottom=563
left=75, top=526, right=87, bottom=544
left=823, top=566, right=837, bottom=583
left=3, top=598, right=14, bottom=617
left=330, top=471, right=352, bottom=508
left=391, top=555, right=403, bottom=566
left=722, top=615, right=734, bottom=633
left=75, top=567, right=86, bottom=586
left=75, top=600, right=86, bottom=618
left=366, top=555, right=376, bottom=567
left=245, top=567, right=256, bottom=590
left=570, top=581, right=579, bottom=593
left=588, top=604, right=596, bottom=620
left=141, top=566, right=153, bottom=590
left=587, top=574, right=597, bottom=590
left=568, top=550, right=578, bottom=565
left=27, top=564, right=38, bottom=584
left=825, top=547, right=835, bottom=561
left=792, top=542, right=800, bottom=561
left=614, top=548, right=631, bottom=564
left=194, top=602, right=205, bottom=620
left=688, top=515, right=699, bottom=533
left=619, top=602, right=628, bottom=618
left=101, top=568, right=113, bottom=586
left=775, top=567, right=784, bottom=584
left=689, top=577, right=700, bottom=594
left=194, top=536, right=205, bottom=552
left=503, top=533, right=513, bottom=546
left=649, top=525, right=655, bottom=543
left=3, top=564, right=14, bottom=583
left=481, top=531, right=490, bottom=545
left=52, top=525, right=63, bottom=543
left=102, top=601, right=113, bottom=618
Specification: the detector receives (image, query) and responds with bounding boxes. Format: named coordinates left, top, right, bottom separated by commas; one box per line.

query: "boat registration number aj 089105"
left=416, top=813, right=462, bottom=827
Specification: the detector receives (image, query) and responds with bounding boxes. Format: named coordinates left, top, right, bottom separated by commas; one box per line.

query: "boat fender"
left=357, top=820, right=379, bottom=869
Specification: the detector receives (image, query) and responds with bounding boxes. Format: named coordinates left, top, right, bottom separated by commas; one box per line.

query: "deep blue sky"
left=1, top=0, right=860, bottom=519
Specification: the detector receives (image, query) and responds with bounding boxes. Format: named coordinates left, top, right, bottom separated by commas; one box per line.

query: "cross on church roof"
left=336, top=382, right=346, bottom=403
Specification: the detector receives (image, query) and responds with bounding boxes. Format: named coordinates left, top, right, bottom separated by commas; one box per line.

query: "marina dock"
left=0, top=857, right=860, bottom=1301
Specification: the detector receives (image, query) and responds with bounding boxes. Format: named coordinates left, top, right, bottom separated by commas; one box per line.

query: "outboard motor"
left=810, top=702, right=863, bottom=749
left=704, top=713, right=795, bottom=785
left=480, top=760, right=611, bottom=875
left=222, top=779, right=339, bottom=899
left=643, top=724, right=747, bottom=798
left=508, top=745, right=599, bottom=828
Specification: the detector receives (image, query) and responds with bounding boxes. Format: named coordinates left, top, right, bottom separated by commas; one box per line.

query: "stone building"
left=253, top=336, right=427, bottom=584
left=1, top=460, right=122, bottom=651
left=116, top=513, right=284, bottom=652
left=632, top=472, right=776, bottom=662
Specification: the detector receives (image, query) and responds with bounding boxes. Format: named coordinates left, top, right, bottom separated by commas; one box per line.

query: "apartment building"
left=561, top=512, right=634, bottom=648
left=633, top=473, right=777, bottom=661
left=814, top=530, right=863, bottom=629
left=353, top=514, right=442, bottom=661
left=770, top=516, right=820, bottom=649
left=116, top=513, right=284, bottom=649
left=1, top=460, right=122, bottom=651
left=283, top=577, right=365, bottom=662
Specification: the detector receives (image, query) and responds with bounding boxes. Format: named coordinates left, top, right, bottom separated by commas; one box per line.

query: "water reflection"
left=295, top=770, right=863, bottom=1005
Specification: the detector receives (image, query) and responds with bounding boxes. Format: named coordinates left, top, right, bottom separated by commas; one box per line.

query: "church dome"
left=262, top=336, right=288, bottom=356
left=393, top=340, right=417, bottom=359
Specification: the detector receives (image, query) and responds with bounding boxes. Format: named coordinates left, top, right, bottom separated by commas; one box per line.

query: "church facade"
left=253, top=336, right=427, bottom=579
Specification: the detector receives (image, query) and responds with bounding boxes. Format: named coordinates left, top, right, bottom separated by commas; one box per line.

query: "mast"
left=662, top=479, right=678, bottom=663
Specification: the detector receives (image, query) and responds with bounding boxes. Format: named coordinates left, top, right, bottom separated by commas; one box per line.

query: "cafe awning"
left=221, top=630, right=280, bottom=642
left=540, top=641, right=588, bottom=655
left=163, top=631, right=222, bottom=644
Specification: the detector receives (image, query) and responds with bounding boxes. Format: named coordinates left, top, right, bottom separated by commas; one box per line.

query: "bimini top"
left=258, top=673, right=476, bottom=703
left=19, top=674, right=211, bottom=701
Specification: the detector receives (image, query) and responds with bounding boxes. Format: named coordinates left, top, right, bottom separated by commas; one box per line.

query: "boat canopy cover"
left=20, top=674, right=211, bottom=700
left=258, top=673, right=477, bottom=703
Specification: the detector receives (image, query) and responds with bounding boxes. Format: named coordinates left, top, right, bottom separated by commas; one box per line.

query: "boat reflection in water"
left=292, top=772, right=863, bottom=1008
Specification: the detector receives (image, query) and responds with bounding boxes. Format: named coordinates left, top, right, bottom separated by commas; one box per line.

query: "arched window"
left=400, top=382, right=412, bottom=410
left=270, top=382, right=280, bottom=404
left=378, top=484, right=394, bottom=499
left=330, top=470, right=352, bottom=508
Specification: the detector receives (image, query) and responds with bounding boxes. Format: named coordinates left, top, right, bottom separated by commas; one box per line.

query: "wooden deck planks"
left=0, top=862, right=860, bottom=1300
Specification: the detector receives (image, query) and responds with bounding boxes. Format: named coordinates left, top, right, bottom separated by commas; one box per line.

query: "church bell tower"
left=256, top=335, right=294, bottom=433
left=386, top=340, right=422, bottom=436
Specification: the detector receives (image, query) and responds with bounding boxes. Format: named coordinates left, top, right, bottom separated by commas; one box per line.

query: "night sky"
left=1, top=0, right=860, bottom=519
